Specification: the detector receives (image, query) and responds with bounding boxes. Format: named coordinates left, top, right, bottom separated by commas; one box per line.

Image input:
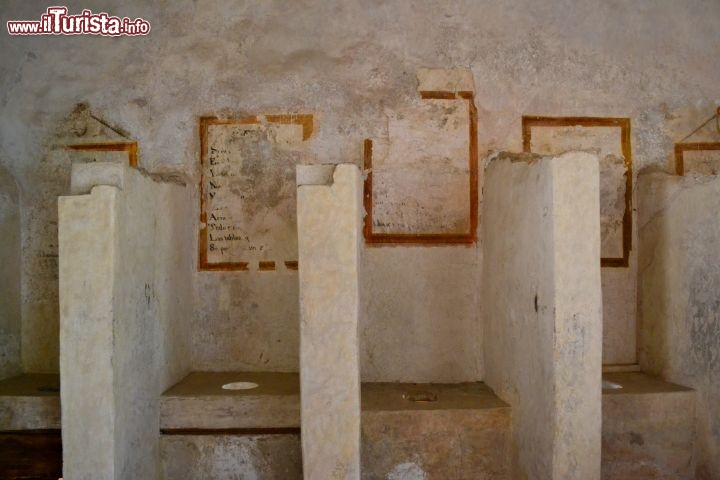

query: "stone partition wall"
left=638, top=171, right=720, bottom=479
left=482, top=152, right=602, bottom=480
left=297, top=164, right=363, bottom=480
left=59, top=163, right=193, bottom=480
left=0, top=165, right=21, bottom=380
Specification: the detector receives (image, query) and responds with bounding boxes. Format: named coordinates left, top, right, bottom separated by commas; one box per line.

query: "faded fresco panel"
left=371, top=98, right=471, bottom=235
left=530, top=125, right=627, bottom=259
left=200, top=119, right=309, bottom=268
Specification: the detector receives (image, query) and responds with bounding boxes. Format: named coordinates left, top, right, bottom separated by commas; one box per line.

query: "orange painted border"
left=522, top=116, right=633, bottom=268
left=67, top=142, right=138, bottom=168
left=674, top=142, right=720, bottom=176
left=198, top=115, right=312, bottom=272
left=363, top=91, right=478, bottom=245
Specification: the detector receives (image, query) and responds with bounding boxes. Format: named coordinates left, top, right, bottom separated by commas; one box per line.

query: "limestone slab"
left=59, top=164, right=195, bottom=479
left=297, top=164, right=363, bottom=480
left=482, top=152, right=602, bottom=480
left=160, top=372, right=300, bottom=429
left=0, top=373, right=60, bottom=430
left=59, top=184, right=117, bottom=480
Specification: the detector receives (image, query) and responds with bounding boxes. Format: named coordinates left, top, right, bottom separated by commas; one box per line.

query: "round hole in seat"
left=222, top=381, right=259, bottom=391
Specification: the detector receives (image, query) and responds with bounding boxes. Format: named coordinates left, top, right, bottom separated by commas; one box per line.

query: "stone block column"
left=296, top=164, right=363, bottom=480
left=59, top=162, right=193, bottom=480
left=483, top=152, right=602, bottom=480
left=59, top=185, right=118, bottom=480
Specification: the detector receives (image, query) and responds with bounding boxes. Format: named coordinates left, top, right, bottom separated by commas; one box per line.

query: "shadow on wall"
left=0, top=163, right=22, bottom=380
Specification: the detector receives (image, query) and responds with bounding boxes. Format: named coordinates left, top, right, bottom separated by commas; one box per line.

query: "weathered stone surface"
left=59, top=163, right=194, bottom=479
left=0, top=165, right=21, bottom=380
left=638, top=171, right=720, bottom=479
left=602, top=372, right=695, bottom=480
left=161, top=434, right=302, bottom=480
left=297, top=164, right=362, bottom=479
left=0, top=373, right=60, bottom=430
left=483, top=152, right=602, bottom=479
left=59, top=184, right=116, bottom=479
left=161, top=372, right=300, bottom=429
left=361, top=382, right=510, bottom=480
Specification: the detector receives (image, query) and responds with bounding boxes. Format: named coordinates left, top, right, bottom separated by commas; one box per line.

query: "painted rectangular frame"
left=67, top=142, right=138, bottom=168
left=198, top=114, right=312, bottom=271
left=363, top=91, right=478, bottom=245
left=674, top=142, right=720, bottom=176
left=522, top=116, right=633, bottom=267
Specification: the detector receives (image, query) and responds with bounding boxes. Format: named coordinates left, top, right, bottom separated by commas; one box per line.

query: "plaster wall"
left=0, top=165, right=21, bottom=380
left=483, top=152, right=602, bottom=480
left=638, top=171, right=720, bottom=479
left=59, top=164, right=193, bottom=479
left=1, top=0, right=720, bottom=379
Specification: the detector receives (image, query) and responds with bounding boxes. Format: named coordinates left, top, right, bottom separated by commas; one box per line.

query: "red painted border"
left=522, top=116, right=633, bottom=268
left=363, top=91, right=478, bottom=245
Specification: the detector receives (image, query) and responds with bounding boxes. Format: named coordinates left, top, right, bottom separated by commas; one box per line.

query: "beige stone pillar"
left=59, top=185, right=118, bottom=480
left=483, top=152, right=602, bottom=480
left=59, top=163, right=192, bottom=480
left=296, top=164, right=363, bottom=480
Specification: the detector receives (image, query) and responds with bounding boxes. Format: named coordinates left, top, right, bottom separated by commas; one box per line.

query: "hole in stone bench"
left=221, top=382, right=259, bottom=391
left=402, top=391, right=438, bottom=402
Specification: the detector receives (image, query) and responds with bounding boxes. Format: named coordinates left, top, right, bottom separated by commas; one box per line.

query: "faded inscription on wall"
left=523, top=118, right=632, bottom=265
left=372, top=98, right=471, bottom=234
left=199, top=116, right=312, bottom=270
left=364, top=91, right=478, bottom=245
